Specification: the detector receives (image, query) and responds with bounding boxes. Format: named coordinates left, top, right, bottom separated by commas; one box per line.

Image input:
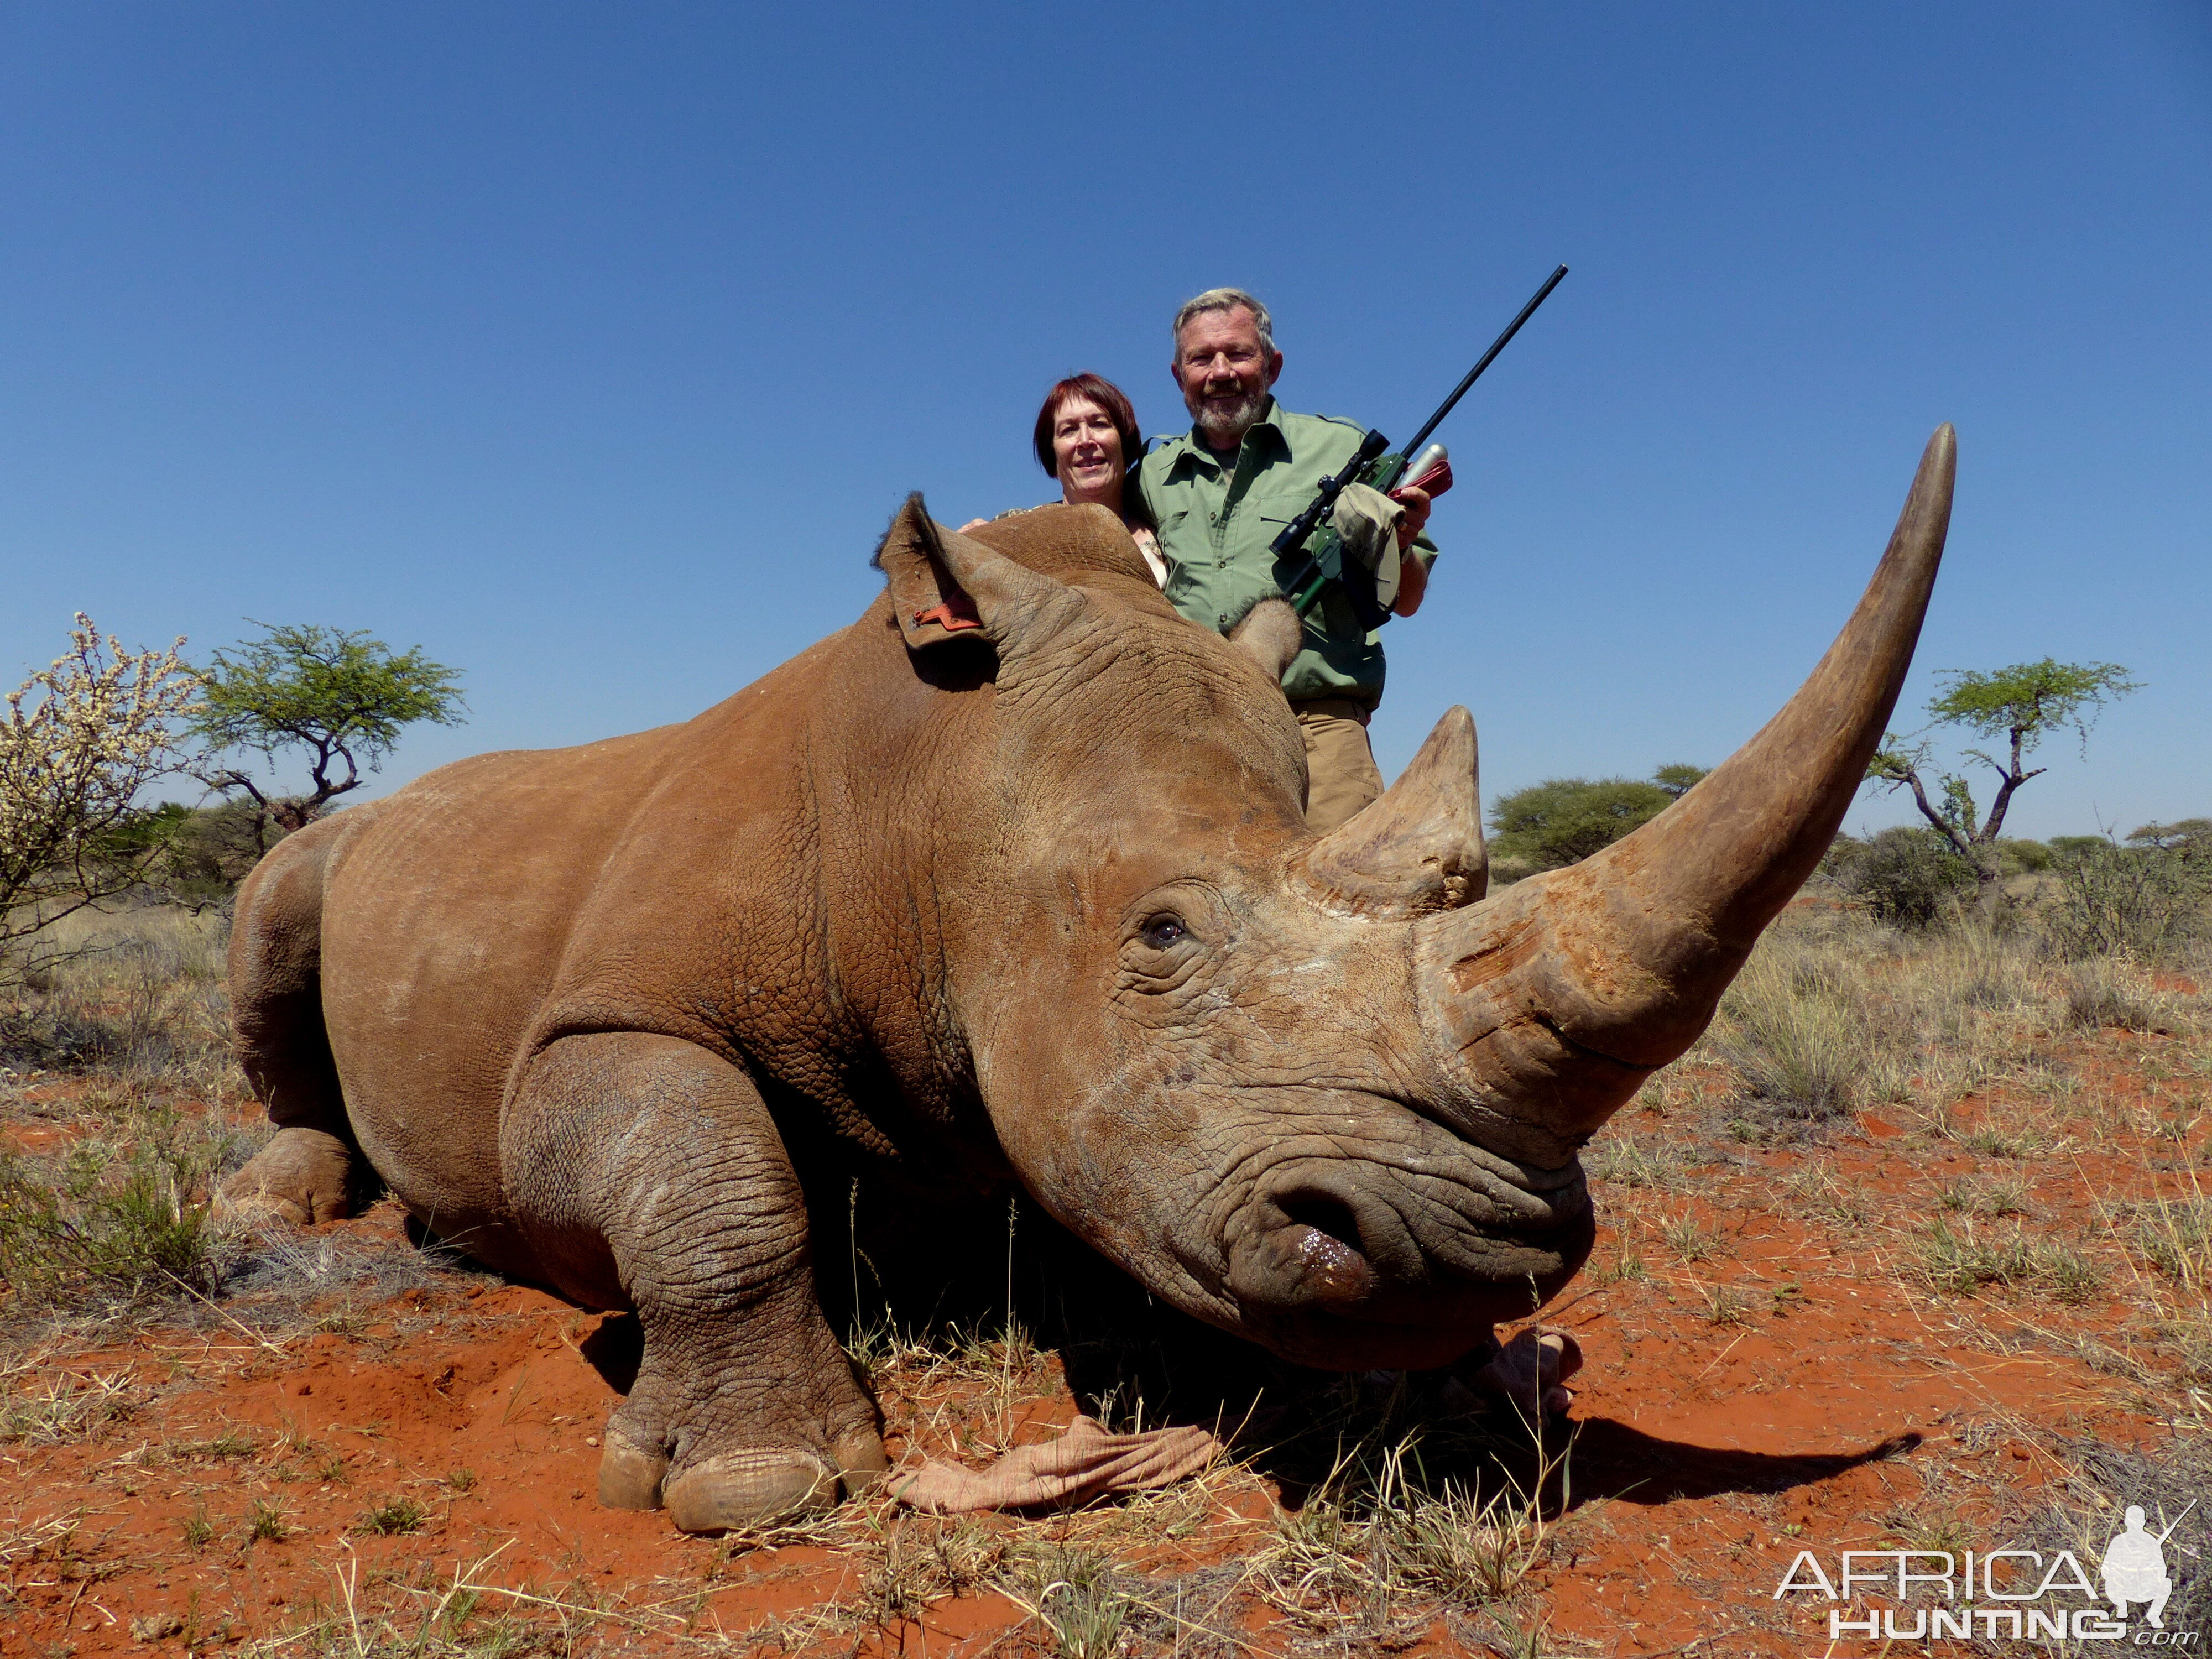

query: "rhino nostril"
left=1227, top=1186, right=1391, bottom=1314
left=1280, top=1196, right=1365, bottom=1260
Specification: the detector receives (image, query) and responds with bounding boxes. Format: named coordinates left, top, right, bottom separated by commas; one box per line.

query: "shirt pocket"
left=1254, top=499, right=1329, bottom=568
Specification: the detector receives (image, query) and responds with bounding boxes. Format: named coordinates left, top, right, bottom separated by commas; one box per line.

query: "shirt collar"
left=1164, top=395, right=1287, bottom=476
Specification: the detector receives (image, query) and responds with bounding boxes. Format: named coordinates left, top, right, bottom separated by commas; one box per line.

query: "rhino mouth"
left=1215, top=1153, right=1593, bottom=1370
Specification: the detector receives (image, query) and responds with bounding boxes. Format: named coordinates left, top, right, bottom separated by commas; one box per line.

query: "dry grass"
left=1582, top=892, right=2210, bottom=1426
left=2114, top=1164, right=2212, bottom=1389
left=0, top=1357, right=134, bottom=1445
left=1917, top=1215, right=2103, bottom=1302
left=1250, top=1428, right=1562, bottom=1642
left=2, top=904, right=237, bottom=1086
left=1, top=907, right=267, bottom=1338
left=1603, top=895, right=2205, bottom=1152
left=1584, top=1134, right=1696, bottom=1191
left=1, top=907, right=478, bottom=1351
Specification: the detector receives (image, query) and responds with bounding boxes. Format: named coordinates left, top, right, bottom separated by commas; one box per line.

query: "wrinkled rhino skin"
left=223, top=432, right=1955, bottom=1531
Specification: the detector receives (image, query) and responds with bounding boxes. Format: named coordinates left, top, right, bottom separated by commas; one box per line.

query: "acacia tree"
left=1, top=615, right=201, bottom=964
left=1489, top=764, right=1708, bottom=870
left=2128, top=818, right=2211, bottom=856
left=1866, top=658, right=2140, bottom=912
left=194, top=623, right=466, bottom=851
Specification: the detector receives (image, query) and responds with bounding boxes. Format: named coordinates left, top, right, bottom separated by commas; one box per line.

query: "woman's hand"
left=957, top=518, right=989, bottom=533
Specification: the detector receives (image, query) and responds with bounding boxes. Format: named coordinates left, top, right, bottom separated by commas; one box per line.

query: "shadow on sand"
left=799, top=1182, right=1923, bottom=1516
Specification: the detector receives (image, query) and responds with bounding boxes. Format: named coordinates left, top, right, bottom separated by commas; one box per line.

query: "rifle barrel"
left=1399, top=264, right=1568, bottom=461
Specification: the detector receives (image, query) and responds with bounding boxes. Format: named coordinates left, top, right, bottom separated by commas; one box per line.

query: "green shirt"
left=1135, top=398, right=1438, bottom=708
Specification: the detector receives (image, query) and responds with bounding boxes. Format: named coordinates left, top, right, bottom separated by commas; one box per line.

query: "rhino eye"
left=1140, top=914, right=1187, bottom=950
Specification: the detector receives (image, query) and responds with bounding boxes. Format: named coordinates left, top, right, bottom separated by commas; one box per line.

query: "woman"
left=1033, top=373, right=1163, bottom=582
left=966, top=373, right=1164, bottom=585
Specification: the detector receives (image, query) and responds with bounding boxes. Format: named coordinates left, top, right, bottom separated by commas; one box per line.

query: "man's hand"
left=1389, top=485, right=1431, bottom=549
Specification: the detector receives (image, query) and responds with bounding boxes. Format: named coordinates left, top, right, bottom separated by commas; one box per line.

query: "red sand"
left=4, top=1024, right=2203, bottom=1656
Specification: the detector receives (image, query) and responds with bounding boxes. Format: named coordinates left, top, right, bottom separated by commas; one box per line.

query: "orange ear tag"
left=911, top=597, right=982, bottom=632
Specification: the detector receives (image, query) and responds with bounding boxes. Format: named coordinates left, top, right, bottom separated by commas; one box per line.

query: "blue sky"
left=6, top=2, right=2207, bottom=840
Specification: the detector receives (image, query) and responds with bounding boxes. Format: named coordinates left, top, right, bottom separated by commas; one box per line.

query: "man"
left=1136, top=288, right=1436, bottom=832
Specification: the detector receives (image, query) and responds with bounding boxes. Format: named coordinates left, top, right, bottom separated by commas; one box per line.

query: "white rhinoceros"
left=221, top=427, right=1955, bottom=1531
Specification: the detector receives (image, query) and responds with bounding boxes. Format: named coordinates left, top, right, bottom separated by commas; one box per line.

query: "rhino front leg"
left=502, top=1032, right=886, bottom=1532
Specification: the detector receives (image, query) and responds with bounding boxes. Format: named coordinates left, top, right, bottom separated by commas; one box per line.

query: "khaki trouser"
left=1292, top=697, right=1385, bottom=833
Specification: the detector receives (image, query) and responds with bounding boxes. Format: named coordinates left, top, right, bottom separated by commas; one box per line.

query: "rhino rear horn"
left=875, top=494, right=1084, bottom=655
left=1417, top=425, right=1954, bottom=1157
left=1292, top=706, right=1487, bottom=919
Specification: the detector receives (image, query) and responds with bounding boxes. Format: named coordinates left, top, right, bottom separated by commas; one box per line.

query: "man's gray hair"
left=1172, top=288, right=1275, bottom=357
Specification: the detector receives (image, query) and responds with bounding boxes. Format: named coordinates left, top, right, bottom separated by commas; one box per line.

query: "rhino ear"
left=874, top=494, right=1084, bottom=656
left=1226, top=598, right=1302, bottom=682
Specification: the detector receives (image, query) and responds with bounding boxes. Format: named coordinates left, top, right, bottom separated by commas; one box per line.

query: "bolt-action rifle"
left=1275, top=264, right=1569, bottom=624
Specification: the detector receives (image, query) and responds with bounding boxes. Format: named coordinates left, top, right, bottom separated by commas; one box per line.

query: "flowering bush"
left=1, top=615, right=201, bottom=966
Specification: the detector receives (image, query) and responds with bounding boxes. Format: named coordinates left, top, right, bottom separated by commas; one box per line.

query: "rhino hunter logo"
left=1772, top=1499, right=2200, bottom=1645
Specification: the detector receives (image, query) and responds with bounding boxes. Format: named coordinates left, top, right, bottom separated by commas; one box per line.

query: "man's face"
left=1172, top=306, right=1282, bottom=448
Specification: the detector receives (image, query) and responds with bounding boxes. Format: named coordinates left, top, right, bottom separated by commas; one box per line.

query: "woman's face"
left=1051, top=396, right=1125, bottom=507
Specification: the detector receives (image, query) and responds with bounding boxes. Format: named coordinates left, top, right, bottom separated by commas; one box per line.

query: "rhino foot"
left=830, top=1426, right=892, bottom=1493
left=596, top=1428, right=671, bottom=1510
left=218, top=1127, right=357, bottom=1225
left=598, top=1417, right=888, bottom=1522
left=664, top=1449, right=842, bottom=1533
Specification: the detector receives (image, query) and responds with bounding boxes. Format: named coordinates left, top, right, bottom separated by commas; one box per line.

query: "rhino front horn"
left=1416, top=424, right=1955, bottom=1162
left=1292, top=706, right=1486, bottom=920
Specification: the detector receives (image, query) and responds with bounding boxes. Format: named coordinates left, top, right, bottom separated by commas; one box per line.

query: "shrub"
left=122, top=798, right=285, bottom=902
left=1818, top=832, right=1866, bottom=881
left=1485, top=854, right=1537, bottom=889
left=2042, top=841, right=2210, bottom=962
left=2, top=616, right=201, bottom=972
left=1836, top=827, right=1975, bottom=928
left=1715, top=942, right=1866, bottom=1134
left=1489, top=776, right=1673, bottom=870
left=0, top=1107, right=229, bottom=1308
left=2127, top=818, right=2212, bottom=855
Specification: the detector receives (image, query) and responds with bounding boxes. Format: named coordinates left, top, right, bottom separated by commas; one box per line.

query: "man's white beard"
left=1193, top=387, right=1267, bottom=448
